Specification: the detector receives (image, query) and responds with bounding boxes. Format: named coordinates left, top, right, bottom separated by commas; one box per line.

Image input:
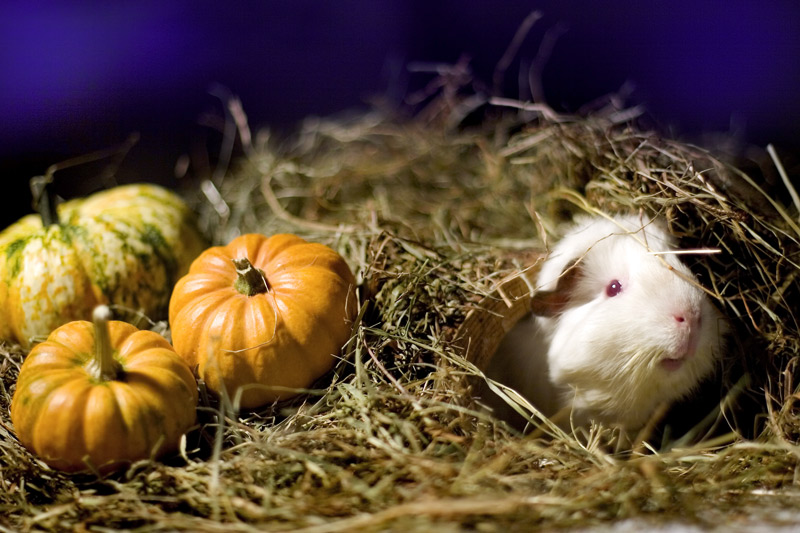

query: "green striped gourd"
left=0, top=182, right=206, bottom=347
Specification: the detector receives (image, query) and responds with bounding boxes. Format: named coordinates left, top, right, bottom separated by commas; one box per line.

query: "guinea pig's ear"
left=530, top=259, right=583, bottom=317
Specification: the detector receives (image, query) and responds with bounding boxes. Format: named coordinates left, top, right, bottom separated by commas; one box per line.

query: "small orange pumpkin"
left=168, top=233, right=357, bottom=409
left=10, top=305, right=198, bottom=473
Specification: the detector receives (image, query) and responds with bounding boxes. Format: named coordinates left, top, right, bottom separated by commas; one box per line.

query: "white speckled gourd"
left=0, top=183, right=206, bottom=347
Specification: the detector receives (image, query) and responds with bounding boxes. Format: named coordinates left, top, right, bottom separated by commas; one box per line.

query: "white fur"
left=487, top=214, right=727, bottom=430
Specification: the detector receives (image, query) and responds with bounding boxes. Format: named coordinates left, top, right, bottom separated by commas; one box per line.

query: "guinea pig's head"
left=531, top=214, right=727, bottom=429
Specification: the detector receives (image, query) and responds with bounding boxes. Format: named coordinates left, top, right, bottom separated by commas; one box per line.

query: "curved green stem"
left=232, top=258, right=270, bottom=297
left=87, top=305, right=121, bottom=381
left=30, top=175, right=60, bottom=227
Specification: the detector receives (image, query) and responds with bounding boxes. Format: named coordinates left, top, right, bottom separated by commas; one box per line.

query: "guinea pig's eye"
left=605, top=280, right=623, bottom=297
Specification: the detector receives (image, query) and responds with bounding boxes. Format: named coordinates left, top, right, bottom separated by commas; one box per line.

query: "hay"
left=2, top=86, right=800, bottom=531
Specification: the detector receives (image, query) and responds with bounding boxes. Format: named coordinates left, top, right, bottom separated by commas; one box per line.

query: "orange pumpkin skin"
left=10, top=319, right=198, bottom=473
left=168, top=233, right=357, bottom=409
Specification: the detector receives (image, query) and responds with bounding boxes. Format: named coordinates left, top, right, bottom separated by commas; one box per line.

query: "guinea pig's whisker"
left=647, top=248, right=721, bottom=256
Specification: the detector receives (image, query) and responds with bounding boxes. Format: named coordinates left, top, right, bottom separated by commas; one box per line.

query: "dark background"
left=2, top=1, right=799, bottom=228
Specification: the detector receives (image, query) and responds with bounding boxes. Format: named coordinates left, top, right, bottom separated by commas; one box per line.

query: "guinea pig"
left=485, top=214, right=728, bottom=431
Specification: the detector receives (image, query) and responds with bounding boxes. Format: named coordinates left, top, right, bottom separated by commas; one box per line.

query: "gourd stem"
left=30, top=175, right=60, bottom=226
left=232, top=257, right=270, bottom=296
left=89, top=305, right=121, bottom=381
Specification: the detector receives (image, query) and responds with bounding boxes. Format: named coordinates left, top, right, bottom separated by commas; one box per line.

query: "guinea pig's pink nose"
left=673, top=311, right=701, bottom=328
left=678, top=313, right=701, bottom=355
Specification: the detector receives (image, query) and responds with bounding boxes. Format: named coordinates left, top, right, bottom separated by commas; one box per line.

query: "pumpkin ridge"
left=175, top=283, right=235, bottom=309
left=47, top=321, right=95, bottom=354
left=106, top=379, right=166, bottom=461
left=251, top=234, right=306, bottom=267
left=173, top=290, right=239, bottom=369
left=218, top=234, right=261, bottom=271
left=123, top=365, right=194, bottom=446
left=237, top=292, right=323, bottom=393
left=245, top=292, right=278, bottom=350
left=12, top=369, right=81, bottom=432
left=125, top=349, right=199, bottom=395
left=176, top=275, right=234, bottom=300
left=197, top=297, right=257, bottom=397
left=17, top=343, right=87, bottom=372
left=221, top=295, right=281, bottom=385
left=107, top=321, right=145, bottom=354
left=30, top=380, right=93, bottom=468
left=123, top=343, right=198, bottom=391
left=118, top=329, right=174, bottom=357
left=269, top=294, right=339, bottom=382
left=188, top=249, right=239, bottom=277
left=265, top=249, right=356, bottom=290
left=83, top=384, right=133, bottom=466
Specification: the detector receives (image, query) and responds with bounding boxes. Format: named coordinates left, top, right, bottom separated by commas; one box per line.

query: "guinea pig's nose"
left=673, top=310, right=701, bottom=328
left=672, top=313, right=703, bottom=359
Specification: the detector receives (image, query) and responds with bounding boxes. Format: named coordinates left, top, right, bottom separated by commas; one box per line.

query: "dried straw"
left=2, top=84, right=799, bottom=531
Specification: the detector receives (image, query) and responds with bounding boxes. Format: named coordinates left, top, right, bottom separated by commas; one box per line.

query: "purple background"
left=1, top=1, right=798, bottom=226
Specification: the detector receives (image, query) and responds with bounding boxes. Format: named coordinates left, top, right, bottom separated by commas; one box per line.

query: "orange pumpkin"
left=10, top=306, right=198, bottom=473
left=168, top=233, right=357, bottom=409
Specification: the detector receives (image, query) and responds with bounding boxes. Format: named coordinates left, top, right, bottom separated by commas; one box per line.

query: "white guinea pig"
left=486, top=214, right=728, bottom=431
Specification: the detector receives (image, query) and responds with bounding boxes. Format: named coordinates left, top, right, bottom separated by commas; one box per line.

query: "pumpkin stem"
left=87, top=305, right=122, bottom=381
left=30, top=175, right=60, bottom=226
left=232, top=257, right=270, bottom=296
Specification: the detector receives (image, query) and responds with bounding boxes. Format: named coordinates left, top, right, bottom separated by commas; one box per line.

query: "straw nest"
left=2, top=86, right=800, bottom=531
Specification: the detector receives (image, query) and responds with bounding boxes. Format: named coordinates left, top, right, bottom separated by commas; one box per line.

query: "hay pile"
left=2, top=89, right=800, bottom=531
